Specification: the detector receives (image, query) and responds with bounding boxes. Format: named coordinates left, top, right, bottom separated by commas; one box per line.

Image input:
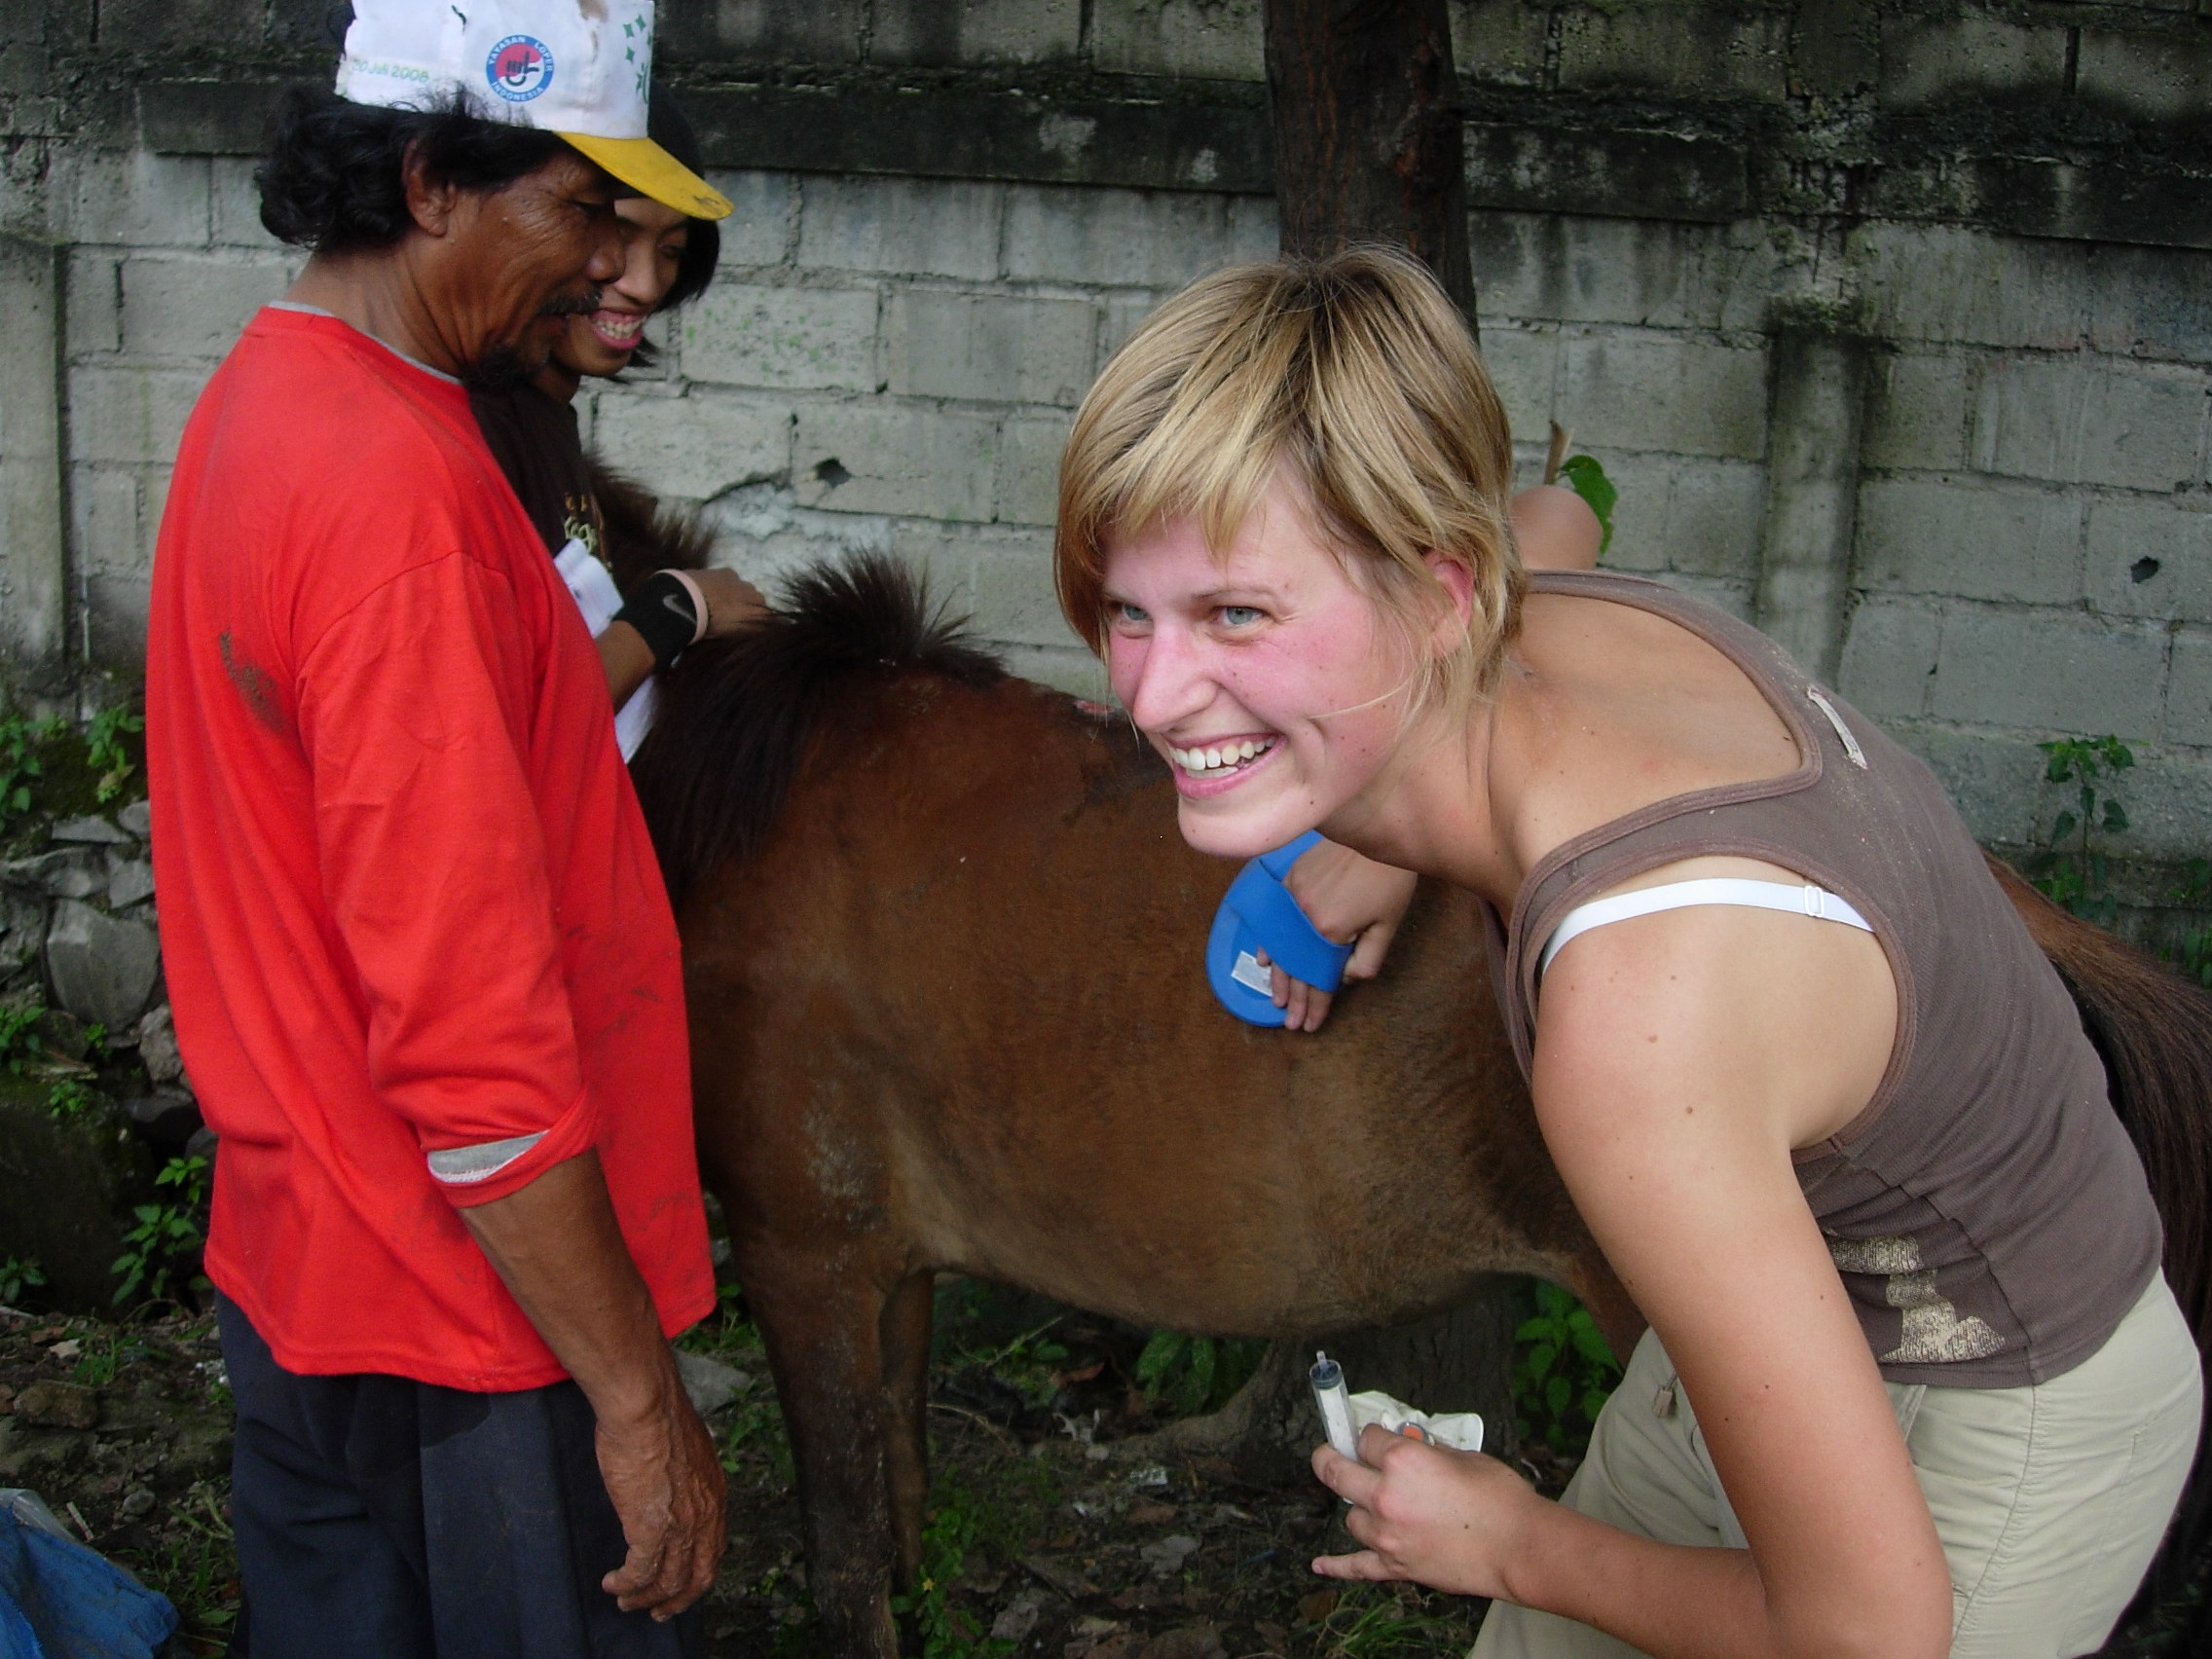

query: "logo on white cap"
left=485, top=34, right=554, bottom=103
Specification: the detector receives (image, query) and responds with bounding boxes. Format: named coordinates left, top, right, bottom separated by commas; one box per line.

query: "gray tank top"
left=1488, top=571, right=2161, bottom=1387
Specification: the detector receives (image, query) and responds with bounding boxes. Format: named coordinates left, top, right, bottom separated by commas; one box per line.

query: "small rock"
left=47, top=1339, right=81, bottom=1361
left=106, top=858, right=156, bottom=910
left=34, top=1008, right=91, bottom=1061
left=1138, top=1628, right=1225, bottom=1659
left=1024, top=1554, right=1101, bottom=1600
left=120, top=1487, right=155, bottom=1520
left=15, top=1382, right=100, bottom=1430
left=116, top=800, right=152, bottom=839
left=674, top=1348, right=745, bottom=1417
left=1070, top=1616, right=1121, bottom=1640
left=1125, top=1502, right=1177, bottom=1526
left=185, top=1125, right=218, bottom=1160
left=137, top=1005, right=185, bottom=1085
left=44, top=899, right=161, bottom=1030
left=0, top=1384, right=14, bottom=1415
left=0, top=891, right=43, bottom=981
left=1138, top=1534, right=1200, bottom=1577
left=50, top=816, right=131, bottom=846
left=125, top=1089, right=203, bottom=1146
left=991, top=1592, right=1046, bottom=1643
left=4, top=849, right=105, bottom=901
left=1127, top=1464, right=1170, bottom=1490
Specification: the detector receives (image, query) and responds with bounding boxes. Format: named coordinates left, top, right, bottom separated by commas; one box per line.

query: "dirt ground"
left=0, top=1284, right=2200, bottom=1659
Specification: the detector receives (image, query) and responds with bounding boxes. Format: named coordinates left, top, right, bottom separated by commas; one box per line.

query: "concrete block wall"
left=8, top=0, right=2212, bottom=918
left=583, top=171, right=1275, bottom=691
left=48, top=151, right=300, bottom=666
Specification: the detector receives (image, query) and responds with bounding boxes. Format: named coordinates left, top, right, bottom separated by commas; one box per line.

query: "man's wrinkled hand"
left=596, top=1379, right=728, bottom=1619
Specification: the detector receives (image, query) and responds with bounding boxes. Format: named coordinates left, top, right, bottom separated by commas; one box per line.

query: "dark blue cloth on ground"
left=0, top=1496, right=176, bottom=1659
left=218, top=1295, right=701, bottom=1659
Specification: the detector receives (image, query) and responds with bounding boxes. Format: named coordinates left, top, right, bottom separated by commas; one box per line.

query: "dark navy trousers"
left=217, top=1295, right=703, bottom=1659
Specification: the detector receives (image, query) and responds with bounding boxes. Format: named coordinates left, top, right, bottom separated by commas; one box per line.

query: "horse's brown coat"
left=678, top=671, right=1619, bottom=1656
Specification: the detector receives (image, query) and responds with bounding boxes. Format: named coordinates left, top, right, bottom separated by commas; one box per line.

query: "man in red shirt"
left=144, top=4, right=735, bottom=1653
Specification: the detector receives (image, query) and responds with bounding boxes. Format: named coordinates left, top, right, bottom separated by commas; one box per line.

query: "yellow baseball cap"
left=556, top=131, right=731, bottom=221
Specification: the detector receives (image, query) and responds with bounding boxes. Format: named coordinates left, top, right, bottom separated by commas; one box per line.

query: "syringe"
left=1309, top=1349, right=1361, bottom=1462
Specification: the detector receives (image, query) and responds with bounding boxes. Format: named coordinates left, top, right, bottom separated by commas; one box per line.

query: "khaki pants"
left=1472, top=1274, right=2201, bottom=1659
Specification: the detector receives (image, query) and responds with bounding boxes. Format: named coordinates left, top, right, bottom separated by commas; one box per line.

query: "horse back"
left=680, top=668, right=1593, bottom=1339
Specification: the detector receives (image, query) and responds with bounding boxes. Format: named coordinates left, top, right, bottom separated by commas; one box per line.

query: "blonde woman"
left=1051, top=247, right=2197, bottom=1659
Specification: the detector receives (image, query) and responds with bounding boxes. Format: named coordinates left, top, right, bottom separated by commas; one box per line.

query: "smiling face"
left=549, top=197, right=691, bottom=380
left=430, top=148, right=624, bottom=389
left=1103, top=475, right=1421, bottom=859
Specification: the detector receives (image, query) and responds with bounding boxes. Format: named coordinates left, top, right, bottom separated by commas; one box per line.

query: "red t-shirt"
left=145, top=307, right=715, bottom=1389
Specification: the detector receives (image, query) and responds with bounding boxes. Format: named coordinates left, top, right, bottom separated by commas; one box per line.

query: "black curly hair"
left=256, top=85, right=571, bottom=253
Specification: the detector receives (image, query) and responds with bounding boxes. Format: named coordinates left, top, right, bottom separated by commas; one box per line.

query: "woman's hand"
left=1260, top=840, right=1419, bottom=1031
left=693, top=568, right=768, bottom=638
left=1310, top=1426, right=1547, bottom=1600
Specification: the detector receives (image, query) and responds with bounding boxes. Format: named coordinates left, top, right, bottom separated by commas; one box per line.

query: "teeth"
left=1169, top=738, right=1275, bottom=776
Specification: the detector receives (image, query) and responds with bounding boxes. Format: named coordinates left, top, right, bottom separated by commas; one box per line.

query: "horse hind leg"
left=747, top=1263, right=910, bottom=1659
left=879, top=1270, right=935, bottom=1591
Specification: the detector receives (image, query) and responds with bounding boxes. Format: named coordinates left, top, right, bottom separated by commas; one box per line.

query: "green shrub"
left=113, top=1154, right=211, bottom=1307
left=1133, top=1329, right=1267, bottom=1419
left=1512, top=1281, right=1622, bottom=1456
left=2033, top=735, right=2133, bottom=926
left=888, top=1488, right=1013, bottom=1659
left=0, top=1252, right=46, bottom=1306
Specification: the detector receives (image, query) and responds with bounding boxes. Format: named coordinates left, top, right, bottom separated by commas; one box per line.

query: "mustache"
left=538, top=287, right=602, bottom=318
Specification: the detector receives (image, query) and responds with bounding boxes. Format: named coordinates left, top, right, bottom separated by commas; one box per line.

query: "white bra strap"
left=1538, top=878, right=1873, bottom=977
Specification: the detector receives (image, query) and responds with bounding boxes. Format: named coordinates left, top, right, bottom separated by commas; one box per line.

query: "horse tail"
left=629, top=554, right=1002, bottom=909
left=1989, top=855, right=2212, bottom=1649
left=1989, top=854, right=2212, bottom=1351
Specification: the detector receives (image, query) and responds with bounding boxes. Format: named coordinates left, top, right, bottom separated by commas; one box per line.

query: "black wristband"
left=613, top=571, right=701, bottom=671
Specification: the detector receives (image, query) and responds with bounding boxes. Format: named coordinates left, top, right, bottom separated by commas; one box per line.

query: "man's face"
left=428, top=149, right=624, bottom=390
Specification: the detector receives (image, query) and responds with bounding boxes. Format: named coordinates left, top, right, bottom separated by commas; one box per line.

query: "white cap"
left=335, top=0, right=731, bottom=220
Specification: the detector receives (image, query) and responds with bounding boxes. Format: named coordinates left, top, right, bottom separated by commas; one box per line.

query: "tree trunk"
left=1210, top=2, right=1516, bottom=1471
left=1263, top=0, right=1476, bottom=337
left=1141, top=1280, right=1524, bottom=1482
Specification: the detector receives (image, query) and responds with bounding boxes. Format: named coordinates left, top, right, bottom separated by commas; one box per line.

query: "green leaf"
left=2051, top=811, right=2077, bottom=844
left=1134, top=1329, right=1185, bottom=1384
left=1556, top=455, right=1618, bottom=554
left=2103, top=800, right=2128, bottom=832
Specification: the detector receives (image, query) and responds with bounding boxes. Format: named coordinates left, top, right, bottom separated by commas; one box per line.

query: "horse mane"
left=589, top=461, right=715, bottom=595
left=629, top=554, right=1005, bottom=908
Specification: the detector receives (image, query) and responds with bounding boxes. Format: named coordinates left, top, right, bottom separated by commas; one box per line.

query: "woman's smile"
left=1163, top=733, right=1281, bottom=795
left=588, top=307, right=647, bottom=350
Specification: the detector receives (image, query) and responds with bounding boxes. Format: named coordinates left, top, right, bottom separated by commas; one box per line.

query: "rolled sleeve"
left=298, top=551, right=598, bottom=1204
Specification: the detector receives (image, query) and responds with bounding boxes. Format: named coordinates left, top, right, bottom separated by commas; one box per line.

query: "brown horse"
left=631, top=557, right=2212, bottom=1659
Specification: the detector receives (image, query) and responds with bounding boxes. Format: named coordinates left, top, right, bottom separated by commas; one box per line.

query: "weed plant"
left=1512, top=1281, right=1623, bottom=1457
left=113, top=1154, right=211, bottom=1306
left=1133, top=1329, right=1267, bottom=1419
left=0, top=1251, right=45, bottom=1305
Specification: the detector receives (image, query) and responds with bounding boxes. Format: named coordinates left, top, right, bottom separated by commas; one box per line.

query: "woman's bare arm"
left=598, top=568, right=770, bottom=713
left=1314, top=889, right=1951, bottom=1659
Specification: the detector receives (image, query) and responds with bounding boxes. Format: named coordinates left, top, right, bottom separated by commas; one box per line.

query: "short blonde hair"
left=1053, top=246, right=1523, bottom=708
